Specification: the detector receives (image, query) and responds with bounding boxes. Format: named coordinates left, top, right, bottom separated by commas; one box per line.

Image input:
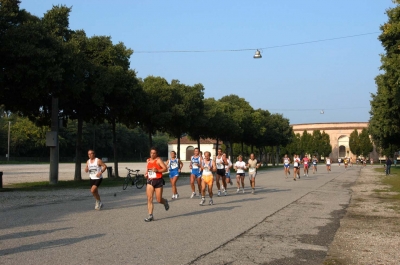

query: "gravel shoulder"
left=324, top=166, right=400, bottom=265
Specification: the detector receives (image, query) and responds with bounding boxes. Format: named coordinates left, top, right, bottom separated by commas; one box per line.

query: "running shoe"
left=251, top=189, right=255, bottom=194
left=293, top=178, right=296, bottom=181
left=199, top=198, right=205, bottom=205
left=190, top=192, right=196, bottom=198
left=96, top=202, right=103, bottom=210
left=172, top=194, right=175, bottom=199
left=209, top=199, right=213, bottom=205
left=164, top=199, right=169, bottom=211
left=236, top=188, right=240, bottom=193
left=242, top=189, right=245, bottom=193
left=176, top=194, right=179, bottom=199
left=217, top=190, right=221, bottom=197
left=229, top=181, right=233, bottom=186
left=224, top=190, right=227, bottom=196
left=144, top=215, right=154, bottom=222
left=95, top=200, right=99, bottom=210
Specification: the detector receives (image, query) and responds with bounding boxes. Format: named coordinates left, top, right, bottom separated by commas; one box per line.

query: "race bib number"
left=294, top=162, right=298, bottom=167
left=148, top=170, right=156, bottom=179
left=192, top=163, right=198, bottom=169
left=171, top=162, right=178, bottom=169
left=89, top=169, right=97, bottom=178
left=217, top=163, right=224, bottom=169
left=249, top=167, right=256, bottom=173
left=203, top=166, right=210, bottom=173
left=304, top=161, right=308, bottom=165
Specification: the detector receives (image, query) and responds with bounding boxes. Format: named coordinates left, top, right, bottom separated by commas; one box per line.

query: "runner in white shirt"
left=293, top=154, right=301, bottom=181
left=84, top=149, right=107, bottom=210
left=234, top=155, right=247, bottom=193
left=312, top=155, right=318, bottom=174
left=247, top=153, right=261, bottom=194
left=283, top=154, right=291, bottom=178
left=326, top=157, right=332, bottom=172
left=215, top=148, right=228, bottom=196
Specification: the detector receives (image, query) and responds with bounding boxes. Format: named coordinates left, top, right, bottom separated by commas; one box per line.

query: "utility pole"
left=48, top=97, right=59, bottom=184
left=7, top=121, right=10, bottom=161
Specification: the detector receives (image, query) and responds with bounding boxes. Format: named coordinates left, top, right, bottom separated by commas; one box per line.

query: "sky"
left=19, top=0, right=395, bottom=125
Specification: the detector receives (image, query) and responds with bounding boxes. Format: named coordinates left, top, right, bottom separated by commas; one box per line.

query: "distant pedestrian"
left=386, top=157, right=392, bottom=175
left=85, top=150, right=107, bottom=210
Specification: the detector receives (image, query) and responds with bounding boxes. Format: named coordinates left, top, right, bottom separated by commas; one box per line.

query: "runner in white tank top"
left=85, top=150, right=107, bottom=210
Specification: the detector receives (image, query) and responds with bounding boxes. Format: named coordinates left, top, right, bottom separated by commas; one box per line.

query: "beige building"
left=168, top=136, right=222, bottom=161
left=291, top=122, right=379, bottom=162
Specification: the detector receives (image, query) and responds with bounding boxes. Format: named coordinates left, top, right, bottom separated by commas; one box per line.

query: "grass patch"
left=374, top=166, right=400, bottom=200
left=373, top=189, right=389, bottom=193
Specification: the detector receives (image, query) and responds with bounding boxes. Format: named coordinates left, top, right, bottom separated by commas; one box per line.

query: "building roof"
left=168, top=136, right=223, bottom=145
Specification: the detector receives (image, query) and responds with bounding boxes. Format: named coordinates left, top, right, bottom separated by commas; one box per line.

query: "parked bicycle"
left=123, top=167, right=145, bottom=190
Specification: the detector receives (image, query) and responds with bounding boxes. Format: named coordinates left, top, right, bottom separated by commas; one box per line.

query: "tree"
left=139, top=76, right=172, bottom=147
left=359, top=128, right=373, bottom=158
left=299, top=130, right=313, bottom=157
left=320, top=131, right=332, bottom=158
left=219, top=95, right=253, bottom=157
left=165, top=80, right=204, bottom=159
left=369, top=1, right=400, bottom=152
left=349, top=129, right=361, bottom=157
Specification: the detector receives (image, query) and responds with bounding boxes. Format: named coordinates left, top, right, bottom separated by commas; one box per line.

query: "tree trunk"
left=276, top=145, right=280, bottom=165
left=197, top=138, right=200, bottom=150
left=272, top=146, right=276, bottom=166
left=177, top=135, right=181, bottom=159
left=112, top=119, right=118, bottom=178
left=216, top=137, right=219, bottom=157
left=148, top=130, right=153, bottom=147
left=74, top=117, right=83, bottom=181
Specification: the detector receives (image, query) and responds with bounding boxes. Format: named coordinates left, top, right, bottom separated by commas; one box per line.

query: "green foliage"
left=359, top=128, right=373, bottom=158
left=320, top=131, right=332, bottom=157
left=369, top=2, right=400, bottom=152
left=349, top=129, right=361, bottom=156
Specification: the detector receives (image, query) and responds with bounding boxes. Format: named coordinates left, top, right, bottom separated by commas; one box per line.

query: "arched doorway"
left=186, top=146, right=194, bottom=161
left=339, top=145, right=346, bottom=158
left=338, top=135, right=349, bottom=158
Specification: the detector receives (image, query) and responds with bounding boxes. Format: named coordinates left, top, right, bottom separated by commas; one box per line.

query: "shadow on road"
left=0, top=233, right=105, bottom=256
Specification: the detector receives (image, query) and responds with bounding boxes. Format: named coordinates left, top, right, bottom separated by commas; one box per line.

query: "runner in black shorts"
left=85, top=150, right=107, bottom=210
left=215, top=148, right=228, bottom=196
left=144, top=147, right=169, bottom=222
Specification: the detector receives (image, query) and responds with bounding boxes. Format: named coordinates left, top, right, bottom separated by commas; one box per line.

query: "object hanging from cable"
left=253, top=49, right=262, bottom=59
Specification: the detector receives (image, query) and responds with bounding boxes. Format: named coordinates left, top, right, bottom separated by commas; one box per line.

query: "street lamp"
left=253, top=49, right=262, bottom=59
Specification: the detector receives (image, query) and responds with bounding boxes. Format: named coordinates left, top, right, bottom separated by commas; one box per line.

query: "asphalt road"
left=0, top=163, right=359, bottom=264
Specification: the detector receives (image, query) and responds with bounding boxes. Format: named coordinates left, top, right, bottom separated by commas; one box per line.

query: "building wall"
left=168, top=143, right=215, bottom=161
left=292, top=122, right=379, bottom=162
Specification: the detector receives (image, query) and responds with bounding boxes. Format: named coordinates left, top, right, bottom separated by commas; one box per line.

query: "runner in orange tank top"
left=144, top=147, right=169, bottom=222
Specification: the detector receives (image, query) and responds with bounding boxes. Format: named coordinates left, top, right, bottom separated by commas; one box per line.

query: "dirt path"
left=324, top=166, right=400, bottom=264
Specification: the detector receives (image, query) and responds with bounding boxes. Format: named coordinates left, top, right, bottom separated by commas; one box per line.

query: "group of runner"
left=85, top=147, right=261, bottom=222
left=282, top=154, right=356, bottom=180
left=185, top=147, right=261, bottom=206
left=283, top=154, right=320, bottom=180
